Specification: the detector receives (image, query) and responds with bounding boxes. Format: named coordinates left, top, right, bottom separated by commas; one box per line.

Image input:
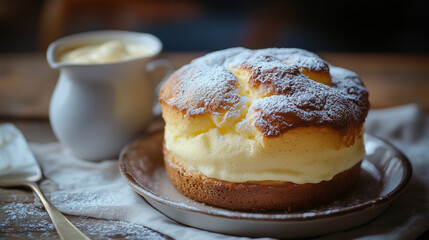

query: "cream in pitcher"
left=59, top=40, right=150, bottom=64
left=47, top=31, right=173, bottom=160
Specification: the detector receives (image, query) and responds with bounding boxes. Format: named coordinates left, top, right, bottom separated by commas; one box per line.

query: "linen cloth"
left=30, top=104, right=429, bottom=239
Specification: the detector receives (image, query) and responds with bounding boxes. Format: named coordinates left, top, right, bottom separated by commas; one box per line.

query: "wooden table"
left=1, top=52, right=429, bottom=239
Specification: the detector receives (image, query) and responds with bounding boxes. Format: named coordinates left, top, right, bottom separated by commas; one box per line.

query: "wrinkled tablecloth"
left=30, top=104, right=429, bottom=239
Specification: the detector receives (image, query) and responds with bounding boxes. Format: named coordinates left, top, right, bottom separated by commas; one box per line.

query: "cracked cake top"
left=159, top=47, right=369, bottom=137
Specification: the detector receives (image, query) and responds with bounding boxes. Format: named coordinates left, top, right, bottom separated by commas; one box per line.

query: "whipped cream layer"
left=164, top=121, right=365, bottom=184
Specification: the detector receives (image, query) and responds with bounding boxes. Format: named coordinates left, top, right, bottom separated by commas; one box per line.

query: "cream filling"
left=164, top=123, right=365, bottom=184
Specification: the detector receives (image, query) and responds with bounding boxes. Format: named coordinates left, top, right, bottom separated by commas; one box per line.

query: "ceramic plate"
left=119, top=131, right=412, bottom=238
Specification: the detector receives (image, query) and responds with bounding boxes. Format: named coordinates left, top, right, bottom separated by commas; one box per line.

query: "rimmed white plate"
left=119, top=131, right=412, bottom=238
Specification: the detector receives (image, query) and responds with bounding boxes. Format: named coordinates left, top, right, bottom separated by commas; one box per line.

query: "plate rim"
left=119, top=131, right=412, bottom=222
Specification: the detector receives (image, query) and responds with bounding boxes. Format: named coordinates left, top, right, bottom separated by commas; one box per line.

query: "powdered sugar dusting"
left=256, top=48, right=330, bottom=71
left=240, top=54, right=309, bottom=95
left=251, top=66, right=369, bottom=136
left=0, top=202, right=170, bottom=239
left=160, top=47, right=369, bottom=135
left=1, top=202, right=52, bottom=230
left=162, top=64, right=245, bottom=118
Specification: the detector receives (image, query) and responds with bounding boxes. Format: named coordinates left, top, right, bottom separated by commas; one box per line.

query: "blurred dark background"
left=1, top=0, right=428, bottom=53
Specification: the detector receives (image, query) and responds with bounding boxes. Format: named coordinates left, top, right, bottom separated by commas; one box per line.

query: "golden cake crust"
left=159, top=48, right=369, bottom=138
left=163, top=143, right=362, bottom=212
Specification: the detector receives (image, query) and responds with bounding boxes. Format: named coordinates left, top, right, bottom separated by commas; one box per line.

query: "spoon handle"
left=25, top=182, right=91, bottom=240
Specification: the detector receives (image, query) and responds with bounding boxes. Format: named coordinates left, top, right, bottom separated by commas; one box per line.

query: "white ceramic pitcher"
left=47, top=31, right=172, bottom=160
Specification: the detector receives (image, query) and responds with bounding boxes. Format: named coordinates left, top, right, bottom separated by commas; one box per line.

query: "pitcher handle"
left=146, top=59, right=175, bottom=116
